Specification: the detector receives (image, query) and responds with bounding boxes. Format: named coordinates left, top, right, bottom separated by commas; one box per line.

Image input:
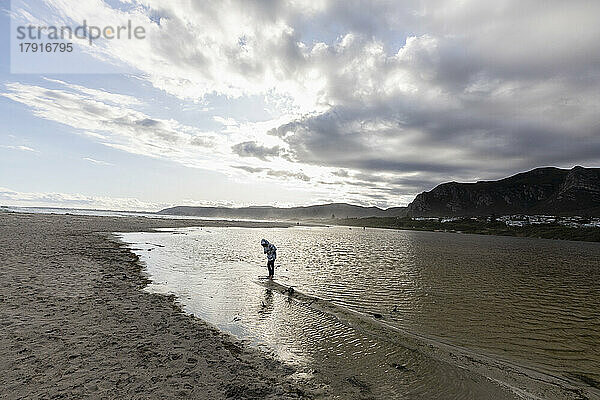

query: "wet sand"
left=0, top=212, right=315, bottom=399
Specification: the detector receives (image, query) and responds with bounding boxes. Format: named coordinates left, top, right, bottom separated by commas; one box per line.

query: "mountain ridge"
left=159, top=166, right=600, bottom=219
left=159, top=203, right=408, bottom=220
left=407, top=166, right=600, bottom=217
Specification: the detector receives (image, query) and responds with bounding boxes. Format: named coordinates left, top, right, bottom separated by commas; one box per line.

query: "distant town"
left=414, top=215, right=600, bottom=228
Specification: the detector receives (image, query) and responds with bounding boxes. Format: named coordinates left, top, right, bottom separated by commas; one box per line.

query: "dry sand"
left=0, top=212, right=317, bottom=399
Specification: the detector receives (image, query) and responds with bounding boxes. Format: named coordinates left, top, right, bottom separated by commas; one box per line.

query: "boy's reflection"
left=258, top=288, right=274, bottom=318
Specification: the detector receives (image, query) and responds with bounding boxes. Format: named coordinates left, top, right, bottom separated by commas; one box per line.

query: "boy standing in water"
left=261, top=239, right=277, bottom=279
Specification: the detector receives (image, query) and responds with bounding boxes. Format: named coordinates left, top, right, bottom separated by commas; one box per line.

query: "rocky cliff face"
left=407, top=166, right=600, bottom=217
left=550, top=167, right=600, bottom=211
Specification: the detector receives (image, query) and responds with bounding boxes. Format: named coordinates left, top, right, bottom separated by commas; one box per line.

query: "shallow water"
left=120, top=226, right=600, bottom=399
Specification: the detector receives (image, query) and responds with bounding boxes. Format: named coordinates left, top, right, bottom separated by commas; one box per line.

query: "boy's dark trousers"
left=267, top=259, right=275, bottom=276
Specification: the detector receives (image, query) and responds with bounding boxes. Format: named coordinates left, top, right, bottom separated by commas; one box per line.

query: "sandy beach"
left=0, top=212, right=315, bottom=399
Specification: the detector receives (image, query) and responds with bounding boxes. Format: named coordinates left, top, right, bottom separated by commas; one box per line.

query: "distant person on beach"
left=261, top=239, right=277, bottom=279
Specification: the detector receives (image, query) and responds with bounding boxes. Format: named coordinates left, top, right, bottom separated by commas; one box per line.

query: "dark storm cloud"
left=350, top=172, right=440, bottom=190
left=272, top=95, right=600, bottom=192
left=231, top=141, right=285, bottom=161
left=269, top=104, right=485, bottom=175
left=232, top=165, right=267, bottom=173
left=189, top=135, right=215, bottom=147
left=231, top=165, right=310, bottom=181
left=135, top=118, right=161, bottom=127
left=266, top=169, right=310, bottom=182
left=332, top=169, right=349, bottom=177
left=267, top=7, right=600, bottom=195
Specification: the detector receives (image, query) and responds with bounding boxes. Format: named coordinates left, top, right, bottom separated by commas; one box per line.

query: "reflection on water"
left=120, top=226, right=600, bottom=399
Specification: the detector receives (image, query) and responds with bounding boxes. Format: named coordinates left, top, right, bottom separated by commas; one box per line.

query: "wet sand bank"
left=0, top=212, right=315, bottom=399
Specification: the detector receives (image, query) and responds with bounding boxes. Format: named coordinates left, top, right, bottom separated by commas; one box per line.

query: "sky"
left=1, top=0, right=599, bottom=211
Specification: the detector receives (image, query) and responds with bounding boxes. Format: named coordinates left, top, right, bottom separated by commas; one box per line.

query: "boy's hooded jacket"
left=261, top=239, right=277, bottom=261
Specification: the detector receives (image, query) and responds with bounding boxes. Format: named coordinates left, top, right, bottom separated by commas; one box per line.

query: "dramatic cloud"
left=1, top=81, right=222, bottom=170
left=231, top=141, right=285, bottom=161
left=231, top=165, right=310, bottom=182
left=232, top=165, right=267, bottom=174
left=5, top=0, right=600, bottom=207
left=266, top=169, right=310, bottom=182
